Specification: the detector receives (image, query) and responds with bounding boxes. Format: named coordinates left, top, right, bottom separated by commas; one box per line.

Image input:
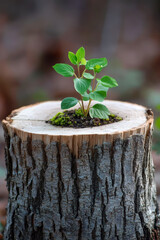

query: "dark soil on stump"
left=46, top=108, right=123, bottom=128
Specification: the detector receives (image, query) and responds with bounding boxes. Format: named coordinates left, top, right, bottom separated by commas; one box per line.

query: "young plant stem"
left=81, top=96, right=85, bottom=114
left=82, top=69, right=86, bottom=78
left=74, top=73, right=78, bottom=78
left=77, top=64, right=80, bottom=78
left=92, top=71, right=96, bottom=89
left=78, top=101, right=83, bottom=111
left=77, top=63, right=85, bottom=114
left=85, top=72, right=96, bottom=116
left=85, top=99, right=92, bottom=116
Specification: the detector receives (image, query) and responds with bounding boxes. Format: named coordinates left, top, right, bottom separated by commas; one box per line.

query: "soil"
left=46, top=109, right=123, bottom=128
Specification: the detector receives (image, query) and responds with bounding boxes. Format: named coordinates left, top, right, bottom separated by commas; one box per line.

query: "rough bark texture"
left=2, top=124, right=160, bottom=240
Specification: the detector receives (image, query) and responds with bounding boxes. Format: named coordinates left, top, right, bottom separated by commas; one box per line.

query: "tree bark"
left=2, top=101, right=160, bottom=240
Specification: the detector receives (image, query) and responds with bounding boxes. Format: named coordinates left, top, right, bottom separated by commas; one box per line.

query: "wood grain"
left=2, top=100, right=153, bottom=157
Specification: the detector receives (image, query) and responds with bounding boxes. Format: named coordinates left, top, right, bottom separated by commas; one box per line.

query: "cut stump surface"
left=2, top=100, right=160, bottom=240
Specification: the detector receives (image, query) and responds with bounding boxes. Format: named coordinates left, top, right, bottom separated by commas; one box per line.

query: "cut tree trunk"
left=2, top=100, right=160, bottom=240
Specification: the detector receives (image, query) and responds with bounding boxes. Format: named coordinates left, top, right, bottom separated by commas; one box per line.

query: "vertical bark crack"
left=71, top=154, right=79, bottom=218
left=2, top=130, right=159, bottom=239
left=57, top=142, right=63, bottom=219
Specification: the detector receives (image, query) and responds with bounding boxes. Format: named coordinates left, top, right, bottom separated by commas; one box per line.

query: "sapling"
left=52, top=47, right=118, bottom=120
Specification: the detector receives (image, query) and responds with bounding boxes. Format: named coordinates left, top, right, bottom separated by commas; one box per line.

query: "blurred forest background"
left=0, top=0, right=160, bottom=233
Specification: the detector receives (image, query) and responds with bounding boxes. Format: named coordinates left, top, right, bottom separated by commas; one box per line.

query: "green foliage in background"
left=153, top=104, right=160, bottom=154
left=0, top=221, right=4, bottom=235
left=155, top=105, right=160, bottom=129
left=52, top=47, right=118, bottom=119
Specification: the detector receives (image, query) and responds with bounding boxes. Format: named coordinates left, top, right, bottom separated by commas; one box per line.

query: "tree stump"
left=2, top=100, right=160, bottom=240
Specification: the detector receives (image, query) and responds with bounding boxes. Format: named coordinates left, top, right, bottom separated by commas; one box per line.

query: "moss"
left=75, top=109, right=84, bottom=117
left=48, top=109, right=123, bottom=128
left=50, top=111, right=71, bottom=126
left=50, top=112, right=64, bottom=122
left=116, top=116, right=123, bottom=120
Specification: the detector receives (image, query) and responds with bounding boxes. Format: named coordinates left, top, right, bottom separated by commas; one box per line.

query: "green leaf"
left=53, top=63, right=74, bottom=77
left=96, top=78, right=101, bottom=82
left=81, top=58, right=87, bottom=65
left=86, top=58, right=108, bottom=70
left=82, top=92, right=90, bottom=101
left=94, top=65, right=103, bottom=73
left=88, top=85, right=92, bottom=92
left=89, top=104, right=110, bottom=119
left=68, top=51, right=77, bottom=65
left=89, top=91, right=106, bottom=102
left=74, top=78, right=91, bottom=94
left=83, top=72, right=94, bottom=79
left=100, top=76, right=118, bottom=88
left=96, top=84, right=108, bottom=92
left=61, top=97, right=79, bottom=109
left=155, top=117, right=160, bottom=130
left=76, top=47, right=85, bottom=63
